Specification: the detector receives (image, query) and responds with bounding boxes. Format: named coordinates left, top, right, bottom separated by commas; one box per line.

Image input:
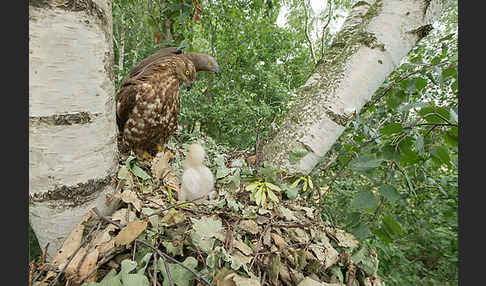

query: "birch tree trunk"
left=29, top=0, right=118, bottom=257
left=262, top=0, right=454, bottom=175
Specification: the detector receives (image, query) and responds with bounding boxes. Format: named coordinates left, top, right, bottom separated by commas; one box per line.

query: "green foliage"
left=29, top=223, right=42, bottom=261
left=126, top=156, right=151, bottom=180
left=317, top=4, right=458, bottom=284
left=109, top=1, right=458, bottom=285
left=246, top=181, right=281, bottom=207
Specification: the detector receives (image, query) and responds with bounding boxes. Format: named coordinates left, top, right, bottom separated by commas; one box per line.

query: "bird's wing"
left=127, top=47, right=182, bottom=78
left=115, top=78, right=141, bottom=132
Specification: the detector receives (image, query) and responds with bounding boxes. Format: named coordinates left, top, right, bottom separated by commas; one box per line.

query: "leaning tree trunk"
left=262, top=0, right=454, bottom=174
left=29, top=0, right=118, bottom=257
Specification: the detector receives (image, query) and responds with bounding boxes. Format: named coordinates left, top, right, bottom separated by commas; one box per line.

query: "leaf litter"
left=31, top=136, right=382, bottom=286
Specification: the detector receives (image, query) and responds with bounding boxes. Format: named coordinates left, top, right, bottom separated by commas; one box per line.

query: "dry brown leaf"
left=92, top=229, right=112, bottom=248
left=160, top=209, right=186, bottom=226
left=38, top=270, right=57, bottom=285
left=146, top=197, right=166, bottom=208
left=64, top=247, right=87, bottom=274
left=114, top=220, right=148, bottom=246
left=263, top=228, right=272, bottom=247
left=76, top=248, right=99, bottom=283
left=114, top=189, right=143, bottom=212
left=151, top=151, right=171, bottom=181
left=239, top=220, right=260, bottom=235
left=107, top=208, right=137, bottom=232
left=328, top=228, right=359, bottom=249
left=52, top=211, right=93, bottom=266
left=232, top=239, right=253, bottom=256
left=271, top=233, right=289, bottom=249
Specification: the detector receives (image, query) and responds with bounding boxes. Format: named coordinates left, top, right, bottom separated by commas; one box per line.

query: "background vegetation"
left=30, top=0, right=458, bottom=285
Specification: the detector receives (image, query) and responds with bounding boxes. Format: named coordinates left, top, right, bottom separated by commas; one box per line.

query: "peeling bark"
left=262, top=0, right=454, bottom=175
left=29, top=0, right=118, bottom=257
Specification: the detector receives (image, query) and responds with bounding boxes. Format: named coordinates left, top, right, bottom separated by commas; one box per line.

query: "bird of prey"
left=115, top=47, right=219, bottom=159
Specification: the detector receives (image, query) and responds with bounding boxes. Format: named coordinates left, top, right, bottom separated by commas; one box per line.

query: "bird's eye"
left=207, top=61, right=212, bottom=66
left=185, top=70, right=190, bottom=76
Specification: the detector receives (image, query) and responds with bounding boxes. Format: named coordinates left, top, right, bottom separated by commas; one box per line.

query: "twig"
left=161, top=253, right=174, bottom=286
left=145, top=195, right=207, bottom=218
left=29, top=261, right=37, bottom=286
left=92, top=207, right=122, bottom=229
left=319, top=0, right=333, bottom=60
left=270, top=222, right=312, bottom=228
left=48, top=223, right=99, bottom=286
left=42, top=243, right=50, bottom=264
left=75, top=222, right=102, bottom=275
left=135, top=239, right=211, bottom=286
left=302, top=0, right=316, bottom=64
left=132, top=240, right=137, bottom=261
left=346, top=262, right=356, bottom=286
left=249, top=223, right=271, bottom=269
left=405, top=122, right=457, bottom=128
left=362, top=61, right=454, bottom=111
left=153, top=252, right=159, bottom=286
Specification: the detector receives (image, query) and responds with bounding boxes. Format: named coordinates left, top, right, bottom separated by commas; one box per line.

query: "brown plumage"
left=116, top=47, right=219, bottom=156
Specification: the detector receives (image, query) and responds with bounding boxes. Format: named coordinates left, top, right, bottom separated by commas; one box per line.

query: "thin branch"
left=319, top=0, right=333, bottom=60
left=302, top=0, right=316, bottom=64
left=92, top=207, right=122, bottom=229
left=362, top=62, right=454, bottom=111
left=135, top=239, right=211, bottom=286
left=48, top=223, right=99, bottom=286
left=145, top=195, right=207, bottom=218
left=153, top=252, right=158, bottom=286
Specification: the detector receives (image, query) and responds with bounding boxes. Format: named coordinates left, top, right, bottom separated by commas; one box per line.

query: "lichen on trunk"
left=262, top=0, right=453, bottom=175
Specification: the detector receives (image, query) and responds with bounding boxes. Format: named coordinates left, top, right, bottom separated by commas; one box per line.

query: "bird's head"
left=183, top=53, right=219, bottom=73
left=175, top=59, right=197, bottom=86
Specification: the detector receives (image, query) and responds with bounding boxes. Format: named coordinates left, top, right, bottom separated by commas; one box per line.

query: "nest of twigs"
left=30, top=137, right=383, bottom=286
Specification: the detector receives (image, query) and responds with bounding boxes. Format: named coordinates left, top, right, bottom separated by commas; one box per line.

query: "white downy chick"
left=179, top=144, right=215, bottom=201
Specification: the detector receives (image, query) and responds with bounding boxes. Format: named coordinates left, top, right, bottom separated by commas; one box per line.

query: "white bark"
left=29, top=0, right=118, bottom=257
left=263, top=0, right=454, bottom=174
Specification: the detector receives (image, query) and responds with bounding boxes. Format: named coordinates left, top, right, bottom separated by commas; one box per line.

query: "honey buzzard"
left=116, top=47, right=219, bottom=158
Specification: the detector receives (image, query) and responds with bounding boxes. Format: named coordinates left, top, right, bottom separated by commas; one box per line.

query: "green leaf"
left=415, top=135, right=425, bottom=153
left=245, top=182, right=261, bottom=192
left=351, top=189, right=379, bottom=211
left=349, top=155, right=385, bottom=172
left=216, top=165, right=231, bottom=179
left=267, top=189, right=278, bottom=202
left=378, top=185, right=400, bottom=204
left=265, top=182, right=281, bottom=192
left=281, top=184, right=298, bottom=200
left=290, top=178, right=303, bottom=189
left=415, top=77, right=427, bottom=91
left=158, top=256, right=198, bottom=286
left=307, top=176, right=313, bottom=189
left=444, top=128, right=458, bottom=147
left=379, top=123, right=403, bottom=135
left=382, top=215, right=403, bottom=237
left=432, top=146, right=451, bottom=165
left=418, top=106, right=450, bottom=124
left=259, top=189, right=267, bottom=206
left=125, top=156, right=151, bottom=180
left=442, top=65, right=457, bottom=80
left=350, top=223, right=371, bottom=241
left=373, top=227, right=393, bottom=244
